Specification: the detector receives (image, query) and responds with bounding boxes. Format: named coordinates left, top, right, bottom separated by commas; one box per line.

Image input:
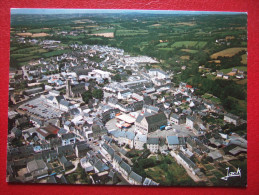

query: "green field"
left=202, top=93, right=221, bottom=104
left=158, top=48, right=174, bottom=51
left=156, top=42, right=169, bottom=47
left=92, top=28, right=115, bottom=34
left=42, top=49, right=70, bottom=58
left=116, top=29, right=148, bottom=37
left=219, top=66, right=247, bottom=74
left=171, top=41, right=207, bottom=49
left=145, top=155, right=195, bottom=186
left=181, top=49, right=198, bottom=54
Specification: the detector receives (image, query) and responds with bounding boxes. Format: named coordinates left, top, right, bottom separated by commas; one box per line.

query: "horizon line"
left=11, top=8, right=247, bottom=15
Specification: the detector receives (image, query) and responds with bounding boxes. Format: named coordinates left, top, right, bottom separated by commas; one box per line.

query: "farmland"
left=171, top=41, right=207, bottom=49
left=210, top=47, right=247, bottom=59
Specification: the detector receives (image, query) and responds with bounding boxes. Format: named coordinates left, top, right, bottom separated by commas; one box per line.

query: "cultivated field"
left=17, top=32, right=50, bottom=37
left=210, top=48, right=247, bottom=59
left=92, top=32, right=114, bottom=38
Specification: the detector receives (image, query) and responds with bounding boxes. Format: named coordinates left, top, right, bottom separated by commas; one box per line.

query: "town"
left=7, top=10, right=247, bottom=187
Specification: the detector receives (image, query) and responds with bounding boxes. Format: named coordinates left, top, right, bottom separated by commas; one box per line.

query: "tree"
left=112, top=74, right=121, bottom=82
left=92, top=89, right=104, bottom=100
left=82, top=91, right=92, bottom=104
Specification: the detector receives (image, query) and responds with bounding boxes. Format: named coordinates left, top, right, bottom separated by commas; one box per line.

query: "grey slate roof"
left=129, top=171, right=143, bottom=183
left=114, top=154, right=122, bottom=164
left=167, top=136, right=179, bottom=145
left=120, top=160, right=131, bottom=174
left=147, top=137, right=159, bottom=145
left=178, top=151, right=196, bottom=169
left=62, top=132, right=75, bottom=140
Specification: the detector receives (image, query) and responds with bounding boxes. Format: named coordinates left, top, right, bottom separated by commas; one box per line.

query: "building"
left=171, top=113, right=186, bottom=125
left=146, top=137, right=159, bottom=153
left=186, top=115, right=196, bottom=129
left=27, top=159, right=48, bottom=179
left=129, top=171, right=143, bottom=185
left=224, top=113, right=240, bottom=126
left=135, top=112, right=167, bottom=135
left=61, top=133, right=76, bottom=146
left=134, top=134, right=147, bottom=150
left=36, top=124, right=59, bottom=141
left=66, top=79, right=87, bottom=98
left=166, top=136, right=180, bottom=150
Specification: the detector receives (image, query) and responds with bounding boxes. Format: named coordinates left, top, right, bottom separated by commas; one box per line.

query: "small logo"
left=221, top=167, right=241, bottom=181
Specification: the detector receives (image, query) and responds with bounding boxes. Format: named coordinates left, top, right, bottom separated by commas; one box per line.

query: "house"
left=46, top=95, right=65, bottom=108
left=30, top=116, right=44, bottom=127
left=57, top=145, right=74, bottom=157
left=134, top=133, right=147, bottom=150
left=159, top=138, right=168, bottom=152
left=64, top=121, right=74, bottom=131
left=11, top=127, right=22, bottom=138
left=27, top=159, right=48, bottom=179
left=223, top=75, right=229, bottom=80
left=59, top=99, right=73, bottom=112
left=61, top=133, right=76, bottom=146
left=15, top=116, right=29, bottom=128
left=119, top=160, right=131, bottom=179
left=146, top=137, right=159, bottom=153
left=166, top=136, right=180, bottom=150
left=135, top=112, right=167, bottom=135
left=59, top=156, right=74, bottom=170
left=216, top=72, right=223, bottom=78
left=177, top=151, right=198, bottom=175
left=121, top=131, right=135, bottom=149
left=170, top=113, right=186, bottom=125
left=112, top=153, right=122, bottom=170
left=75, top=143, right=89, bottom=158
left=186, top=115, right=196, bottom=129
left=93, top=159, right=109, bottom=173
left=118, top=90, right=132, bottom=100
left=91, top=123, right=107, bottom=140
left=36, top=124, right=59, bottom=141
left=224, top=113, right=240, bottom=126
left=107, top=170, right=119, bottom=184
left=129, top=171, right=143, bottom=185
left=142, top=105, right=160, bottom=114
left=149, top=69, right=169, bottom=79
left=143, top=177, right=159, bottom=186
left=208, top=151, right=223, bottom=161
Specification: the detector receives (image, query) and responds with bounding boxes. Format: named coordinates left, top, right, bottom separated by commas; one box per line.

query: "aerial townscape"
left=7, top=9, right=247, bottom=187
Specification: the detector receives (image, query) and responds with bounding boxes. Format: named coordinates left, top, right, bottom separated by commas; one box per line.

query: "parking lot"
left=106, top=116, right=195, bottom=138
left=19, top=97, right=64, bottom=120
left=105, top=117, right=136, bottom=133
left=149, top=124, right=195, bottom=138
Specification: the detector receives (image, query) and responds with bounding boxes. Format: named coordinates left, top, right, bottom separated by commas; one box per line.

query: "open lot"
left=19, top=97, right=64, bottom=120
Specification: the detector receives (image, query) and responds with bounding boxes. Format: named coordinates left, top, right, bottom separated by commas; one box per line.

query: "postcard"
left=7, top=8, right=247, bottom=187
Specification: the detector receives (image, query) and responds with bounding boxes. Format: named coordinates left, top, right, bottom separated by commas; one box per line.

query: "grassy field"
left=181, top=49, right=198, bottom=53
left=156, top=42, right=169, bottom=47
left=202, top=93, right=221, bottom=104
left=219, top=66, right=247, bottom=74
left=92, top=28, right=115, bottom=34
left=180, top=55, right=190, bottom=60
left=42, top=49, right=70, bottom=58
left=210, top=47, right=247, bottom=59
left=158, top=48, right=174, bottom=51
left=116, top=29, right=148, bottom=37
left=171, top=41, right=207, bottom=49
left=241, top=54, right=247, bottom=64
left=145, top=155, right=195, bottom=186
